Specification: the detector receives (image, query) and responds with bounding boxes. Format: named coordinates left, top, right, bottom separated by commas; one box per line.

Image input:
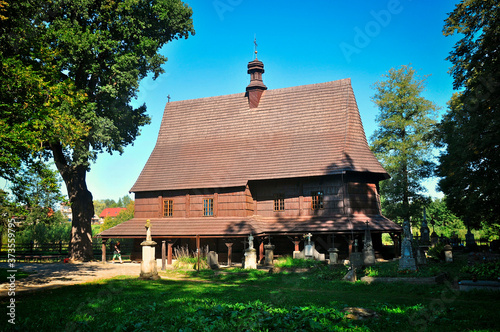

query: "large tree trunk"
left=51, top=144, right=94, bottom=261
left=66, top=168, right=94, bottom=261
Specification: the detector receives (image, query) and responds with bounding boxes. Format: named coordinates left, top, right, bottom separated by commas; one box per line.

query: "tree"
left=0, top=1, right=89, bottom=181
left=370, top=65, right=439, bottom=223
left=438, top=0, right=500, bottom=229
left=0, top=0, right=194, bottom=261
left=9, top=162, right=65, bottom=212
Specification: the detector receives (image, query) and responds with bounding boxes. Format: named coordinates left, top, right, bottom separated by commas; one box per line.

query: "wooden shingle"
left=131, top=78, right=388, bottom=193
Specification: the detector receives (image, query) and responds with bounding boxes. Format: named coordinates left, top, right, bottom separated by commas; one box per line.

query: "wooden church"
left=99, top=56, right=402, bottom=264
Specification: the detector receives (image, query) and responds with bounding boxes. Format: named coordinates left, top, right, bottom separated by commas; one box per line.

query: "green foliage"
left=438, top=0, right=500, bottom=228
left=426, top=242, right=446, bottom=261
left=172, top=245, right=209, bottom=270
left=174, top=300, right=350, bottom=331
left=16, top=211, right=71, bottom=244
left=274, top=256, right=325, bottom=269
left=9, top=161, right=65, bottom=210
left=99, top=201, right=134, bottom=233
left=6, top=262, right=500, bottom=331
left=461, top=261, right=500, bottom=281
left=0, top=0, right=194, bottom=260
left=370, top=65, right=438, bottom=222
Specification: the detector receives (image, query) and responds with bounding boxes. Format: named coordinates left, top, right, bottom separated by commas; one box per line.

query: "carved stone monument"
left=420, top=208, right=430, bottom=245
left=244, top=233, right=257, bottom=269
left=140, top=219, right=160, bottom=280
left=398, top=219, right=417, bottom=271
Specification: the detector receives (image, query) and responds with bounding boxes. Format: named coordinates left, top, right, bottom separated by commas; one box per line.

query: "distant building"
left=99, top=57, right=402, bottom=263
left=99, top=207, right=127, bottom=222
left=60, top=202, right=72, bottom=222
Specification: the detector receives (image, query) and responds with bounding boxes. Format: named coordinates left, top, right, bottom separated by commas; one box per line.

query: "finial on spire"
left=254, top=36, right=258, bottom=59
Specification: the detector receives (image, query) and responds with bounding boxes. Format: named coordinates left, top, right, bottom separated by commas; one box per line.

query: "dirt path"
left=0, top=262, right=145, bottom=296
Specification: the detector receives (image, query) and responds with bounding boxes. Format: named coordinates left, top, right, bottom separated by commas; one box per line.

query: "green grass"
left=2, top=260, right=500, bottom=332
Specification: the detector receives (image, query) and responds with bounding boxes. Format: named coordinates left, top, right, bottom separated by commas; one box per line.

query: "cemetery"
left=1, top=217, right=499, bottom=331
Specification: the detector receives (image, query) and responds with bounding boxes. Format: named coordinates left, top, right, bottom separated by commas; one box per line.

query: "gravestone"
left=416, top=248, right=426, bottom=265
left=444, top=244, right=453, bottom=262
left=398, top=219, right=417, bottom=271
left=264, top=244, right=275, bottom=266
left=207, top=251, right=219, bottom=269
left=363, top=223, right=376, bottom=266
left=328, top=248, right=339, bottom=265
left=465, top=229, right=476, bottom=248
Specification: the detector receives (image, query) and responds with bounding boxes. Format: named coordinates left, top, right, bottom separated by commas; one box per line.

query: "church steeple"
left=246, top=41, right=267, bottom=108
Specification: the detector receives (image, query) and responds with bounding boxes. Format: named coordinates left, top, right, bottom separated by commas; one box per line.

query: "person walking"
left=112, top=241, right=123, bottom=264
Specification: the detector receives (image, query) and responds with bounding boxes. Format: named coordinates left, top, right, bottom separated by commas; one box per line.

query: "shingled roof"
left=98, top=215, right=401, bottom=239
left=131, top=77, right=388, bottom=192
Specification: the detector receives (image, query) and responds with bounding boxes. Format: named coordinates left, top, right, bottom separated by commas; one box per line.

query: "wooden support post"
left=293, top=237, right=300, bottom=251
left=161, top=240, right=166, bottom=271
left=167, top=241, right=174, bottom=265
left=225, top=242, right=233, bottom=266
left=259, top=240, right=264, bottom=264
left=101, top=239, right=107, bottom=264
left=346, top=236, right=354, bottom=256
left=196, top=235, right=200, bottom=272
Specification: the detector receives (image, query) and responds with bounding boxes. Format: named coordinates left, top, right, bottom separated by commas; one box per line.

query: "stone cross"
left=304, top=233, right=312, bottom=245
left=145, top=219, right=152, bottom=242
left=248, top=233, right=254, bottom=250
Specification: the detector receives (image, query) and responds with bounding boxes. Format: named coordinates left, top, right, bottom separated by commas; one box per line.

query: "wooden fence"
left=0, top=241, right=133, bottom=262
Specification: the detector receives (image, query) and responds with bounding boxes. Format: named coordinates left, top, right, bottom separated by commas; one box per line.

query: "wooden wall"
left=134, top=175, right=382, bottom=218
left=134, top=186, right=254, bottom=218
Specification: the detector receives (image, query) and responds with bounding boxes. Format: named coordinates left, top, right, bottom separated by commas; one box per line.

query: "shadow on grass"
left=2, top=270, right=500, bottom=331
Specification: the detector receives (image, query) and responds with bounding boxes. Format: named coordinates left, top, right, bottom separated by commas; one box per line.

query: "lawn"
left=2, top=258, right=500, bottom=331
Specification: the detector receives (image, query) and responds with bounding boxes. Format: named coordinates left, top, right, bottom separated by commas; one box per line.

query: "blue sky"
left=45, top=0, right=464, bottom=202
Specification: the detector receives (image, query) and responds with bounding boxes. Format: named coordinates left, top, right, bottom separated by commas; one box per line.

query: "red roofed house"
left=99, top=57, right=402, bottom=264
left=99, top=207, right=127, bottom=221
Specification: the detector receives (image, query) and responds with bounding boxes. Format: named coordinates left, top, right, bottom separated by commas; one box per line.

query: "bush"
left=274, top=257, right=324, bottom=269
left=427, top=242, right=446, bottom=261
left=173, top=245, right=209, bottom=270
left=461, top=261, right=500, bottom=280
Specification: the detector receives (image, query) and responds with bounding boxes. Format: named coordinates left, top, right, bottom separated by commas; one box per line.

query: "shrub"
left=427, top=242, right=445, bottom=261
left=173, top=245, right=209, bottom=270
left=274, top=256, right=324, bottom=269
left=461, top=261, right=500, bottom=280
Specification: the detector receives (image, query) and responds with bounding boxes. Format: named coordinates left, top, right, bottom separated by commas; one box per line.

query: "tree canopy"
left=0, top=0, right=194, bottom=261
left=370, top=65, right=438, bottom=223
left=438, top=0, right=499, bottom=229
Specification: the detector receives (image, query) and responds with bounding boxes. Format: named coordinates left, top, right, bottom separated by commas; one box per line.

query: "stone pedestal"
left=140, top=240, right=160, bottom=280
left=444, top=244, right=453, bottom=262
left=244, top=248, right=257, bottom=269
left=293, top=251, right=301, bottom=259
left=304, top=244, right=314, bottom=258
left=328, top=248, right=339, bottom=265
left=264, top=244, right=275, bottom=266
